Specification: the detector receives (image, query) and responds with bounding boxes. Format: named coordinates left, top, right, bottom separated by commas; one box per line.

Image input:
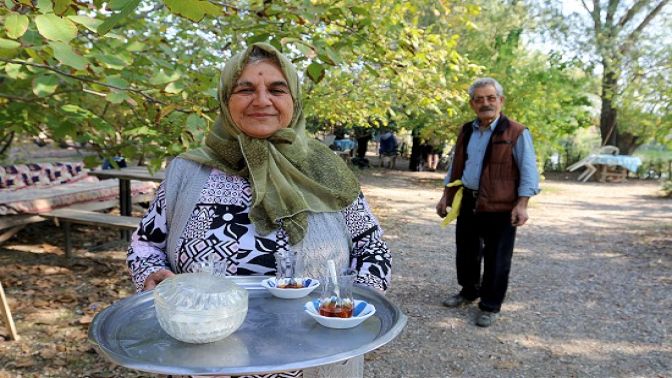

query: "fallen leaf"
left=39, top=349, right=58, bottom=359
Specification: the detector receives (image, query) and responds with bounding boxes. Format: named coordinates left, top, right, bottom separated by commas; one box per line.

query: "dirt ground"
left=1, top=166, right=670, bottom=377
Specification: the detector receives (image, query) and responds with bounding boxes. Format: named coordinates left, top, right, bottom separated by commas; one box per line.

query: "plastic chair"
left=598, top=145, right=619, bottom=155
left=567, top=145, right=620, bottom=182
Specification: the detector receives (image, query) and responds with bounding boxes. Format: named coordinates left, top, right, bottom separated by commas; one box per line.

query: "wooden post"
left=0, top=282, right=19, bottom=341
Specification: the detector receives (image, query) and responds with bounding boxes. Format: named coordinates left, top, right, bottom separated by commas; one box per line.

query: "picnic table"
left=87, top=166, right=164, bottom=239
left=88, top=166, right=164, bottom=217
left=333, top=139, right=356, bottom=152
left=568, top=149, right=642, bottom=183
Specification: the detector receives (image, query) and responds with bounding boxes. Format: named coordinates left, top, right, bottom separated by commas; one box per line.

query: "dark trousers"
left=455, top=193, right=517, bottom=313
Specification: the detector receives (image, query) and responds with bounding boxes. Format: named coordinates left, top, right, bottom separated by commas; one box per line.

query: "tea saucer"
left=304, top=299, right=376, bottom=329
left=261, top=277, right=320, bottom=299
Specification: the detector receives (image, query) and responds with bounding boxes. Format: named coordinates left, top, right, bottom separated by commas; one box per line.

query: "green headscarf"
left=181, top=42, right=360, bottom=244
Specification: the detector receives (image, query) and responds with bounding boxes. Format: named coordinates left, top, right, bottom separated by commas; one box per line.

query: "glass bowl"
left=261, top=277, right=320, bottom=299
left=153, top=273, right=248, bottom=343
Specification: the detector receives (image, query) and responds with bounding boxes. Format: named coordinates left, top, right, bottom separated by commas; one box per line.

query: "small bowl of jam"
left=303, top=298, right=376, bottom=329
left=261, top=277, right=320, bottom=299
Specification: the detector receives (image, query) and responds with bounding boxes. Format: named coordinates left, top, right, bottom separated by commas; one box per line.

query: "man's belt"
left=463, top=188, right=479, bottom=199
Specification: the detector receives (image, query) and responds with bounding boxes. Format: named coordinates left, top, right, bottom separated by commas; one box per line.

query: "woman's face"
left=228, top=61, right=294, bottom=139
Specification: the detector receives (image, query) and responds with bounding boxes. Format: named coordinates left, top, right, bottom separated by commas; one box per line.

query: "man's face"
left=469, top=85, right=504, bottom=124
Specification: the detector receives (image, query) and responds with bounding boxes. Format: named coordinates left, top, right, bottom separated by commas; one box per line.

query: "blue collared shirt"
left=444, top=117, right=540, bottom=197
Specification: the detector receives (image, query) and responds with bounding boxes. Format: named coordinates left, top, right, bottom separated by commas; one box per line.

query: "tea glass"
left=193, top=255, right=231, bottom=276
left=274, top=250, right=302, bottom=288
left=319, top=268, right=356, bottom=318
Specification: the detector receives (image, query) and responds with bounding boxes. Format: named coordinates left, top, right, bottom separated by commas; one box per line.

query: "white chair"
left=598, top=145, right=619, bottom=155
left=567, top=145, right=619, bottom=182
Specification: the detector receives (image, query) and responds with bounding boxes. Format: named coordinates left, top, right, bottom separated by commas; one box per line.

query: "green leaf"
left=106, top=91, right=130, bottom=104
left=35, top=14, right=78, bottom=42
left=186, top=113, right=205, bottom=132
left=5, top=63, right=23, bottom=79
left=110, top=0, right=134, bottom=10
left=165, top=81, right=185, bottom=94
left=37, top=0, right=53, bottom=13
left=126, top=40, right=145, bottom=52
left=49, top=41, right=88, bottom=70
left=52, top=0, right=71, bottom=15
left=21, top=30, right=42, bottom=46
left=67, top=15, right=102, bottom=32
left=321, top=45, right=342, bottom=65
left=126, top=125, right=158, bottom=136
left=350, top=6, right=369, bottom=15
left=32, top=74, right=59, bottom=96
left=164, top=0, right=220, bottom=22
left=83, top=155, right=100, bottom=168
left=306, top=62, right=325, bottom=83
left=203, top=87, right=217, bottom=99
left=96, top=54, right=129, bottom=70
left=293, top=42, right=316, bottom=59
left=0, top=38, right=21, bottom=50
left=5, top=13, right=30, bottom=39
left=149, top=70, right=181, bottom=85
left=104, top=76, right=129, bottom=89
left=246, top=34, right=270, bottom=45
left=97, top=0, right=140, bottom=36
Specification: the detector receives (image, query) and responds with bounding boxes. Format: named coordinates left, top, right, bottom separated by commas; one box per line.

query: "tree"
left=426, top=0, right=595, bottom=165
left=536, top=0, right=672, bottom=154
left=0, top=0, right=475, bottom=167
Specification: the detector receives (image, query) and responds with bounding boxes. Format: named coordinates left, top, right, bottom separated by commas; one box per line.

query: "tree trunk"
left=599, top=67, right=619, bottom=147
left=616, top=131, right=639, bottom=155
left=408, top=130, right=422, bottom=171
left=599, top=64, right=640, bottom=154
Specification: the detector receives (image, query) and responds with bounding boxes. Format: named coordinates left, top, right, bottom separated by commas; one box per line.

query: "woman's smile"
left=228, top=61, right=294, bottom=139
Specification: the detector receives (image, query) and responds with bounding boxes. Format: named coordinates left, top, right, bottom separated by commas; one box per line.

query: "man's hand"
left=511, top=197, right=530, bottom=226
left=143, top=269, right=175, bottom=291
left=436, top=191, right=450, bottom=218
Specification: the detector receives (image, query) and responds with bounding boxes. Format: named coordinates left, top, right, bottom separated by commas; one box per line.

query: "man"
left=436, top=77, right=540, bottom=327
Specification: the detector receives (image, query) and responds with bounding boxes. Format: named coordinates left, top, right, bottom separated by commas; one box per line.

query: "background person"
left=435, top=77, right=540, bottom=327
left=127, top=43, right=392, bottom=377
left=378, top=128, right=399, bottom=168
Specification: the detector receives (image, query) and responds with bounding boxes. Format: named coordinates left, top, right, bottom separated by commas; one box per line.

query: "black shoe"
left=442, top=294, right=474, bottom=307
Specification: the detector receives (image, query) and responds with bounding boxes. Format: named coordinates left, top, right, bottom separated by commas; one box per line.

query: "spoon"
left=327, top=259, right=340, bottom=301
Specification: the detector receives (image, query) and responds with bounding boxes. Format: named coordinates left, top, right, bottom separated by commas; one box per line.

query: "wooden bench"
left=0, top=195, right=151, bottom=244
left=0, top=215, right=46, bottom=244
left=597, top=165, right=628, bottom=182
left=41, top=208, right=141, bottom=258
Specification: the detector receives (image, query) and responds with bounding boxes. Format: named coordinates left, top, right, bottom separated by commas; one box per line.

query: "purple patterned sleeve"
left=342, top=193, right=392, bottom=291
left=126, top=183, right=171, bottom=292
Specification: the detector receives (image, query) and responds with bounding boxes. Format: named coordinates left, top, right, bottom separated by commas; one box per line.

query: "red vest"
left=447, top=114, right=526, bottom=212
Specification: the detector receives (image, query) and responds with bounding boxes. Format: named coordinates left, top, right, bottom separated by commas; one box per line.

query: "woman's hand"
left=143, top=269, right=175, bottom=291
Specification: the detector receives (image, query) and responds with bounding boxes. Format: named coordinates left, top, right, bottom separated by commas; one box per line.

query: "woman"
left=127, top=43, right=391, bottom=377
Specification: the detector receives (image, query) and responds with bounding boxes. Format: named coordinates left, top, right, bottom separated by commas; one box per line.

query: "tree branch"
left=0, top=58, right=165, bottom=105
left=618, top=0, right=650, bottom=27
left=583, top=0, right=601, bottom=35
left=0, top=89, right=83, bottom=102
left=605, top=0, right=619, bottom=28
left=620, top=0, right=671, bottom=55
left=0, top=58, right=216, bottom=114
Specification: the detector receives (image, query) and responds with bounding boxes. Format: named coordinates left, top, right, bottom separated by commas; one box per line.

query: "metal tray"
left=89, top=276, right=407, bottom=376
